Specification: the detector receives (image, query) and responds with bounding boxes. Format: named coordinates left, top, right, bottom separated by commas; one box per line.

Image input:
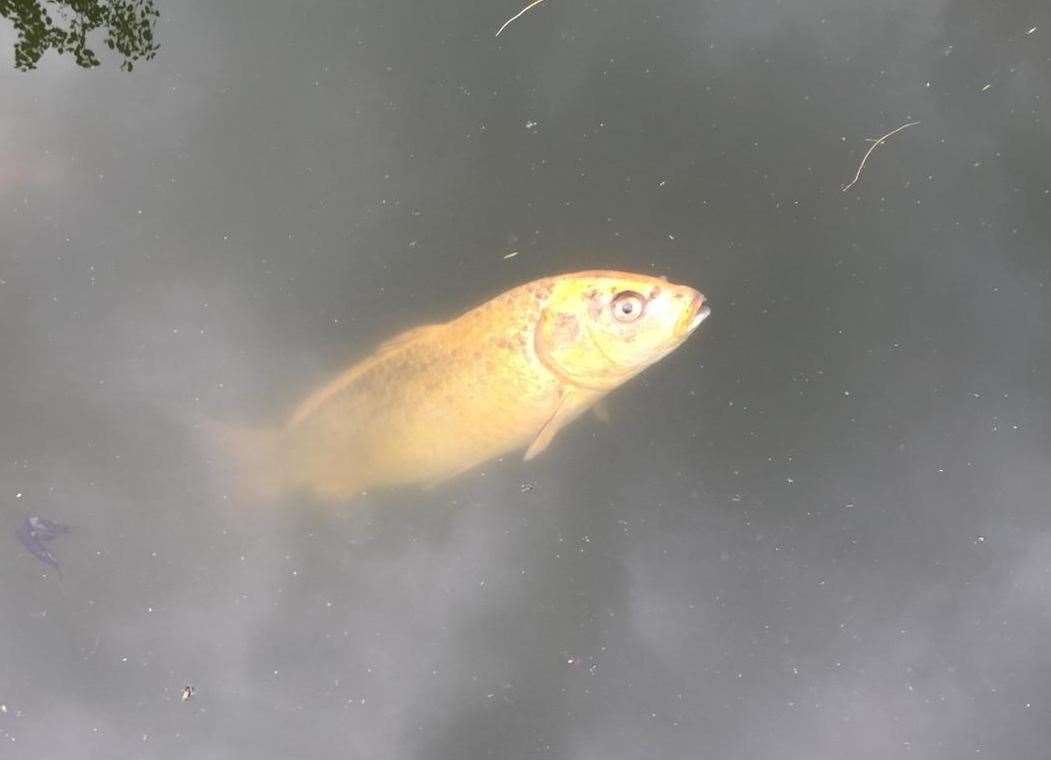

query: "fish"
left=16, top=515, right=72, bottom=575
left=212, top=270, right=710, bottom=503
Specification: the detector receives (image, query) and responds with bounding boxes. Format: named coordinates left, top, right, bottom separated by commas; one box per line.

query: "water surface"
left=2, top=1, right=1050, bottom=757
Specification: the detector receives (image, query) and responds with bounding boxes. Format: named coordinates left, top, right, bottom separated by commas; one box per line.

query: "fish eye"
left=611, top=290, right=645, bottom=322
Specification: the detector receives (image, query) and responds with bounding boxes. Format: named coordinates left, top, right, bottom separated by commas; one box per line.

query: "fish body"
left=220, top=270, right=709, bottom=503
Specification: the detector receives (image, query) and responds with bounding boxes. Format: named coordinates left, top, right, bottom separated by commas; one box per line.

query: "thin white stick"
left=842, top=120, right=920, bottom=192
left=496, top=0, right=550, bottom=37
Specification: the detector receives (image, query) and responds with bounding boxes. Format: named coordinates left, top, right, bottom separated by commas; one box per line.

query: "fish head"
left=535, top=271, right=709, bottom=390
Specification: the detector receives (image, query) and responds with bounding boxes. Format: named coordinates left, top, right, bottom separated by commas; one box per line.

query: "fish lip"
left=690, top=304, right=711, bottom=330
left=682, top=292, right=710, bottom=334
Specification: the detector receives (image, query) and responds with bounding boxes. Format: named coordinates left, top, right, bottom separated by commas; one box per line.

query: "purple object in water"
left=17, top=516, right=72, bottom=575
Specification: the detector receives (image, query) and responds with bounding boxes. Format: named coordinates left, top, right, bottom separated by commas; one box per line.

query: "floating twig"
left=841, top=120, right=920, bottom=192
left=496, top=0, right=550, bottom=38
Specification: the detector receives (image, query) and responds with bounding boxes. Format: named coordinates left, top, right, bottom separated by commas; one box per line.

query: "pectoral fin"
left=525, top=389, right=580, bottom=461
left=591, top=398, right=611, bottom=424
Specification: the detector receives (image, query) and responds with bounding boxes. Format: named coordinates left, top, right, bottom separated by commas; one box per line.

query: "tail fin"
left=195, top=418, right=288, bottom=506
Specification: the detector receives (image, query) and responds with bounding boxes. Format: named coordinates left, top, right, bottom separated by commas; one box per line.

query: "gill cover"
left=535, top=305, right=627, bottom=391
left=534, top=275, right=694, bottom=392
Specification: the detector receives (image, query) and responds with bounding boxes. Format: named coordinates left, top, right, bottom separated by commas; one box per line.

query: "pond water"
left=2, top=1, right=1049, bottom=757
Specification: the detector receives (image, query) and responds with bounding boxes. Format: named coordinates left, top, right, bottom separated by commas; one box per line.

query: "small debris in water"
left=980, top=83, right=992, bottom=92
left=1026, top=26, right=1037, bottom=36
left=520, top=482, right=536, bottom=493
left=503, top=251, right=520, bottom=259
left=841, top=120, right=921, bottom=192
left=181, top=685, right=195, bottom=702
left=16, top=515, right=72, bottom=576
left=495, top=0, right=550, bottom=38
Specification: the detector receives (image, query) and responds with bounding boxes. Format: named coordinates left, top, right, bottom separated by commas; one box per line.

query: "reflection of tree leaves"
left=0, top=0, right=160, bottom=71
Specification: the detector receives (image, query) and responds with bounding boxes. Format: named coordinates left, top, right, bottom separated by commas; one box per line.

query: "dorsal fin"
left=288, top=323, right=442, bottom=427
left=373, top=323, right=441, bottom=355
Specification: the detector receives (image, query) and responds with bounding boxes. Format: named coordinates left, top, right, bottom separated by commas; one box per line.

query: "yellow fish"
left=217, top=270, right=709, bottom=503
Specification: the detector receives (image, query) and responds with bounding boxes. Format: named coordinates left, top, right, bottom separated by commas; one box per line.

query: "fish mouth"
left=679, top=291, right=710, bottom=335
